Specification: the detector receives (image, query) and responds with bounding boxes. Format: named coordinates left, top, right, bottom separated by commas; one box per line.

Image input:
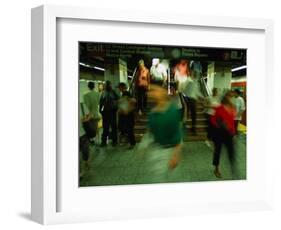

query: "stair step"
left=128, top=133, right=207, bottom=143
left=185, top=119, right=207, bottom=125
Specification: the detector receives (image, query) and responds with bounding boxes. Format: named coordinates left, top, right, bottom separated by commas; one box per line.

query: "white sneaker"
left=138, top=110, right=142, bottom=115
left=205, top=140, right=212, bottom=148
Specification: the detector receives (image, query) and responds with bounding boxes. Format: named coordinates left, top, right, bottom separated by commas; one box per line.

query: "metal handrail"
left=199, top=75, right=212, bottom=97
left=128, top=67, right=137, bottom=97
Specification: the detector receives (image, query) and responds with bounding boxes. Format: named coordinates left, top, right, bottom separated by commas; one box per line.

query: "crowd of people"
left=79, top=58, right=246, bottom=179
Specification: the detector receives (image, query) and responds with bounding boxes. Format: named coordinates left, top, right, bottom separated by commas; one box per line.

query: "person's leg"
left=143, top=87, right=147, bottom=112
left=212, top=130, right=222, bottom=177
left=79, top=135, right=90, bottom=177
left=224, top=134, right=237, bottom=178
left=184, top=96, right=190, bottom=120
left=205, top=114, right=212, bottom=147
left=110, top=112, right=118, bottom=145
left=235, top=120, right=239, bottom=135
left=139, top=86, right=145, bottom=113
left=190, top=98, right=197, bottom=133
left=118, top=114, right=126, bottom=136
left=127, top=113, right=136, bottom=146
left=101, top=113, right=109, bottom=146
left=136, top=87, right=142, bottom=113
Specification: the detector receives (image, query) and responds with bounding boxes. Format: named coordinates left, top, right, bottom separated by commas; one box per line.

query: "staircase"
left=133, top=98, right=207, bottom=143
left=184, top=101, right=207, bottom=141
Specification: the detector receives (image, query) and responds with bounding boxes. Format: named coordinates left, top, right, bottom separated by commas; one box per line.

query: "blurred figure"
left=204, top=88, right=220, bottom=147
left=99, top=81, right=119, bottom=147
left=135, top=59, right=150, bottom=115
left=169, top=82, right=186, bottom=122
left=98, top=82, right=104, bottom=95
left=150, top=58, right=168, bottom=87
left=211, top=91, right=237, bottom=178
left=182, top=74, right=202, bottom=135
left=143, top=85, right=183, bottom=182
left=174, top=59, right=189, bottom=93
left=79, top=102, right=91, bottom=177
left=118, top=82, right=136, bottom=148
left=174, top=59, right=201, bottom=134
left=189, top=61, right=202, bottom=80
left=233, top=89, right=246, bottom=135
left=83, top=81, right=101, bottom=144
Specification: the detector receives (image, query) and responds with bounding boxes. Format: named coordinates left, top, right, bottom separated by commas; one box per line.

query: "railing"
left=199, top=75, right=212, bottom=97
left=128, top=67, right=137, bottom=97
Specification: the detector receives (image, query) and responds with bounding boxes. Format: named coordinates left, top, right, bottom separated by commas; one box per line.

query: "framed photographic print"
left=31, top=5, right=274, bottom=225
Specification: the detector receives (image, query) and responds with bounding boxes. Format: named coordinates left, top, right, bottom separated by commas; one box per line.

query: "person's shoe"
left=214, top=170, right=222, bottom=178
left=138, top=110, right=142, bottom=116
left=205, top=140, right=212, bottom=148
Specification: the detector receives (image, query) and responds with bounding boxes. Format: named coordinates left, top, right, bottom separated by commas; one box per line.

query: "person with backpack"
left=99, top=80, right=119, bottom=147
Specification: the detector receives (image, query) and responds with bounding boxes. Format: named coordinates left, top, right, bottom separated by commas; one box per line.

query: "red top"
left=211, top=105, right=236, bottom=135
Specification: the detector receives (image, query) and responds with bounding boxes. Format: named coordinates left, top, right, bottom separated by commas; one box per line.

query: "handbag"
left=80, top=103, right=97, bottom=138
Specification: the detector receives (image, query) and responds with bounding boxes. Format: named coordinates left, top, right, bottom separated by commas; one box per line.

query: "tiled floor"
left=79, top=134, right=246, bottom=187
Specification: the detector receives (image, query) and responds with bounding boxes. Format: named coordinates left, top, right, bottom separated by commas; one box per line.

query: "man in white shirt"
left=83, top=81, right=101, bottom=143
left=182, top=75, right=203, bottom=134
left=150, top=58, right=167, bottom=87
left=233, top=89, right=246, bottom=134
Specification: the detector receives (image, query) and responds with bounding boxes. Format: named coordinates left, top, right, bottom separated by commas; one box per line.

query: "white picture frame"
left=31, top=5, right=274, bottom=225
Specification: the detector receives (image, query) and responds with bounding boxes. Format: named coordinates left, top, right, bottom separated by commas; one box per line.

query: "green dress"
left=148, top=102, right=182, bottom=147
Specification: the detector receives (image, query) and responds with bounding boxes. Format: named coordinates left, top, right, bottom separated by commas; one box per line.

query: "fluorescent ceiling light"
left=231, top=65, right=247, bottom=72
left=79, top=62, right=90, bottom=67
left=94, top=66, right=105, bottom=71
left=79, top=62, right=105, bottom=71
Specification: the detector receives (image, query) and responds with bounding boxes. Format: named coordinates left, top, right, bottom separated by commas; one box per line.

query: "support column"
left=104, top=58, right=128, bottom=89
left=207, top=62, right=232, bottom=96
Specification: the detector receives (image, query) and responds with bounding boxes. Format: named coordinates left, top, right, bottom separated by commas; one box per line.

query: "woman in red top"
left=211, top=91, right=236, bottom=178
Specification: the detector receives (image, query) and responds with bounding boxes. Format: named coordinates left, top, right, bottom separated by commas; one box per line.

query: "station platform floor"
left=79, top=133, right=246, bottom=187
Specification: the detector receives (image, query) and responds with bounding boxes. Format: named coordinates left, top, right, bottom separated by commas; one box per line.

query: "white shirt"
left=174, top=71, right=188, bottom=93
left=206, top=96, right=220, bottom=115
left=182, top=77, right=202, bottom=100
left=83, top=90, right=101, bottom=120
left=150, top=64, right=167, bottom=81
left=234, top=96, right=246, bottom=120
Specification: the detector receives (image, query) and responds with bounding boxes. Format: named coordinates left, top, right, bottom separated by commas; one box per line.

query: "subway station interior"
left=79, top=42, right=247, bottom=186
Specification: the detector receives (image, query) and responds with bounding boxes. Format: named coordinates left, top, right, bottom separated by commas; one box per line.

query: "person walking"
left=142, top=85, right=183, bottom=182
left=135, top=59, right=150, bottom=115
left=99, top=81, right=119, bottom=147
left=117, top=82, right=136, bottom=148
left=182, top=75, right=202, bottom=135
left=83, top=81, right=101, bottom=143
left=211, top=91, right=237, bottom=178
left=204, top=88, right=220, bottom=147
left=233, top=89, right=246, bottom=135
